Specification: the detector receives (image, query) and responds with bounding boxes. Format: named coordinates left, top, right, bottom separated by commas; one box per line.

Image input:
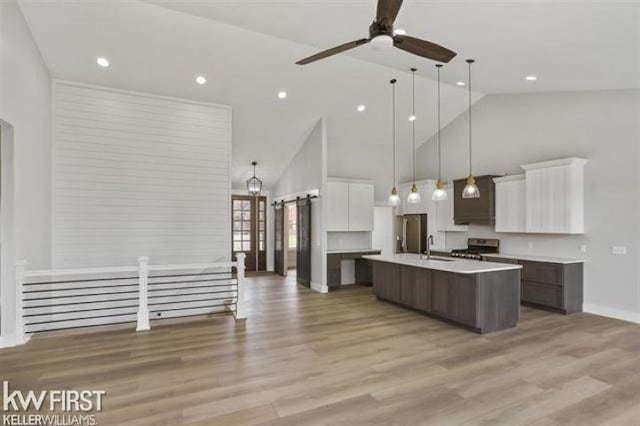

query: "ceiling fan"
left=296, top=0, right=456, bottom=65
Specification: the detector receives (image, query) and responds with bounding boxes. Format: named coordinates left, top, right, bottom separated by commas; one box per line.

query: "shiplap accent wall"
left=53, top=81, right=231, bottom=268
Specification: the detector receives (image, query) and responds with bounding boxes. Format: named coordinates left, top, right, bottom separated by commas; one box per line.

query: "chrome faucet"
left=426, top=234, right=434, bottom=259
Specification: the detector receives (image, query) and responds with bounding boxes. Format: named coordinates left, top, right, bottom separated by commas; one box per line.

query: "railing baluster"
left=15, top=260, right=27, bottom=345
left=136, top=256, right=150, bottom=331
left=235, top=253, right=246, bottom=320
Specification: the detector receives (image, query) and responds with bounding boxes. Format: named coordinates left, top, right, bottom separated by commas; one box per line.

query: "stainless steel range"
left=450, top=238, right=500, bottom=260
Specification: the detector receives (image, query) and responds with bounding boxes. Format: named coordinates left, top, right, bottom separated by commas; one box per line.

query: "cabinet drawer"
left=520, top=261, right=563, bottom=286
left=522, top=281, right=563, bottom=308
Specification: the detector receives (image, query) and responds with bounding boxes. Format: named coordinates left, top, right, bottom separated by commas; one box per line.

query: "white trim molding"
left=583, top=304, right=640, bottom=324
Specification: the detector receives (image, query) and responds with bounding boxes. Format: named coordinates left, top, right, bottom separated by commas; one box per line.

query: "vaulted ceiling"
left=18, top=0, right=640, bottom=189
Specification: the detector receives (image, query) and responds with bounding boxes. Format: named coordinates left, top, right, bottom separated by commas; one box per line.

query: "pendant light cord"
left=391, top=79, right=396, bottom=188
left=436, top=64, right=442, bottom=181
left=411, top=68, right=416, bottom=183
left=467, top=60, right=473, bottom=176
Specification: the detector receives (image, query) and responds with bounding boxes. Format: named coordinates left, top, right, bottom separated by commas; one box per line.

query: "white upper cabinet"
left=348, top=183, right=374, bottom=231
left=326, top=179, right=374, bottom=232
left=494, top=175, right=526, bottom=233
left=326, top=181, right=349, bottom=231
left=435, top=185, right=469, bottom=232
left=522, top=158, right=587, bottom=234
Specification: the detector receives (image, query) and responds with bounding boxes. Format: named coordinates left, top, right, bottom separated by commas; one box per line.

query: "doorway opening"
left=231, top=195, right=266, bottom=272
left=287, top=204, right=297, bottom=270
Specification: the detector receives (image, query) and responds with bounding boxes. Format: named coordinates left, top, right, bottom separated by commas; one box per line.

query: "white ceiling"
left=19, top=0, right=478, bottom=189
left=18, top=0, right=639, bottom=190
left=147, top=0, right=640, bottom=93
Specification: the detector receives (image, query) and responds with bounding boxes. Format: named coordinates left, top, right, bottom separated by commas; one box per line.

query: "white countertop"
left=363, top=254, right=522, bottom=274
left=484, top=253, right=585, bottom=264
left=326, top=248, right=382, bottom=254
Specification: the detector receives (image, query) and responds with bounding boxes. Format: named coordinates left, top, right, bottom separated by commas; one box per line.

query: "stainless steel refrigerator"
left=397, top=214, right=428, bottom=254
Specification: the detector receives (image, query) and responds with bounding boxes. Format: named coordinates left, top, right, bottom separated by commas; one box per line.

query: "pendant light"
left=432, top=64, right=448, bottom=201
left=246, top=161, right=262, bottom=196
left=388, top=78, right=401, bottom=207
left=462, top=59, right=480, bottom=199
left=407, top=67, right=421, bottom=204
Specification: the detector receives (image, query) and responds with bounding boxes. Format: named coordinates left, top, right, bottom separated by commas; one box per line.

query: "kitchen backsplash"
left=327, top=232, right=372, bottom=251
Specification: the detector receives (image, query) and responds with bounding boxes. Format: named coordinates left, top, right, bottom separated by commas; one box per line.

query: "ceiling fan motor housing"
left=369, top=20, right=393, bottom=39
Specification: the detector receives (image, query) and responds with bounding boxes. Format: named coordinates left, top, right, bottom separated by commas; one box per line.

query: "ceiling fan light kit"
left=462, top=59, right=480, bottom=199
left=295, top=0, right=456, bottom=65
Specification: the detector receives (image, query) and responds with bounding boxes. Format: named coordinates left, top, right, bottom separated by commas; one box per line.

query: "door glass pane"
left=242, top=241, right=251, bottom=251
left=233, top=232, right=242, bottom=241
left=259, top=212, right=265, bottom=221
left=242, top=211, right=250, bottom=220
left=242, top=231, right=250, bottom=240
left=233, top=200, right=242, bottom=210
left=259, top=222, right=265, bottom=231
left=259, top=202, right=265, bottom=212
left=259, top=241, right=264, bottom=251
left=242, top=200, right=250, bottom=210
left=233, top=221, right=242, bottom=231
left=242, top=221, right=251, bottom=231
left=233, top=211, right=242, bottom=221
left=233, top=242, right=242, bottom=251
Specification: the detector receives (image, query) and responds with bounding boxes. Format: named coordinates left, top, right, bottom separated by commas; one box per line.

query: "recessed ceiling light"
left=357, top=104, right=366, bottom=112
left=408, top=114, right=416, bottom=122
left=393, top=28, right=407, bottom=36
left=195, top=75, right=207, bottom=85
left=525, top=75, right=537, bottom=81
left=456, top=81, right=465, bottom=86
left=96, top=57, right=109, bottom=67
left=278, top=90, right=287, bottom=99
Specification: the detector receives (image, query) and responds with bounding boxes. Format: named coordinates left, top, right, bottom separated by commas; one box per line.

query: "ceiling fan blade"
left=296, top=38, right=369, bottom=65
left=376, top=0, right=403, bottom=24
left=393, top=35, right=457, bottom=63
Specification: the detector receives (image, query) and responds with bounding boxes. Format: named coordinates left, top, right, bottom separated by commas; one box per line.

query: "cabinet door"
left=414, top=268, right=432, bottom=312
left=327, top=254, right=342, bottom=290
left=452, top=274, right=477, bottom=326
left=348, top=183, right=374, bottom=231
left=326, top=181, right=349, bottom=231
left=431, top=271, right=453, bottom=319
left=495, top=177, right=525, bottom=233
left=526, top=167, right=570, bottom=233
left=400, top=266, right=417, bottom=307
left=373, top=262, right=400, bottom=303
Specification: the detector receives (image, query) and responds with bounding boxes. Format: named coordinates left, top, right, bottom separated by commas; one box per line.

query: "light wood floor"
left=1, top=273, right=639, bottom=425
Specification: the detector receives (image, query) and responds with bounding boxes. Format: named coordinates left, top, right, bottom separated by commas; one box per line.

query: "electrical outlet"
left=580, top=244, right=587, bottom=253
left=612, top=246, right=627, bottom=255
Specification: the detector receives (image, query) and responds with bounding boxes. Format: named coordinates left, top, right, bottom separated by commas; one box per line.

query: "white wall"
left=0, top=1, right=51, bottom=346
left=52, top=81, right=232, bottom=267
left=272, top=118, right=327, bottom=290
left=0, top=1, right=51, bottom=268
left=417, top=90, right=640, bottom=321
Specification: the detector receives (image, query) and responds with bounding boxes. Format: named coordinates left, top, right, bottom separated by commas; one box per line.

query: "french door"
left=231, top=195, right=266, bottom=272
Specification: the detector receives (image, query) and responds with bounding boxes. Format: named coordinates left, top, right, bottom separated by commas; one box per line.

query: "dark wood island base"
left=371, top=260, right=521, bottom=334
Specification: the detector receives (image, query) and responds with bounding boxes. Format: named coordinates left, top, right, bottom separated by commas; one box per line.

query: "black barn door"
left=296, top=196, right=312, bottom=287
left=274, top=202, right=285, bottom=276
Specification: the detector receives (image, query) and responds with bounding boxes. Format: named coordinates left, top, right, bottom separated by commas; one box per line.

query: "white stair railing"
left=6, top=255, right=247, bottom=347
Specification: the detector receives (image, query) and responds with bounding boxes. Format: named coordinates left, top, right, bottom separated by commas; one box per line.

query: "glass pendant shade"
left=407, top=184, right=421, bottom=204
left=246, top=161, right=262, bottom=196
left=462, top=174, right=480, bottom=199
left=388, top=187, right=401, bottom=207
left=432, top=179, right=448, bottom=201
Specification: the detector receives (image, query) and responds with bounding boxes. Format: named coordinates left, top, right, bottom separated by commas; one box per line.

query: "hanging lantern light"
left=407, top=67, right=421, bottom=204
left=246, top=161, right=262, bottom=196
left=462, top=59, right=480, bottom=199
left=388, top=78, right=401, bottom=207
left=432, top=63, right=448, bottom=201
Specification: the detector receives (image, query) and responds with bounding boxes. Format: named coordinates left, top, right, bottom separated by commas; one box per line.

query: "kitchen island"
left=363, top=254, right=522, bottom=334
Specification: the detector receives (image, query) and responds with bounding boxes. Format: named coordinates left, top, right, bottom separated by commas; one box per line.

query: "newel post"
left=14, top=260, right=27, bottom=345
left=235, top=253, right=247, bottom=320
left=136, top=256, right=150, bottom=331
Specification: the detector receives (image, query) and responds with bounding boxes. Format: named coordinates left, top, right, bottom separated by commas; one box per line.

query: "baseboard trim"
left=583, top=304, right=640, bottom=324
left=310, top=281, right=328, bottom=293
left=0, top=333, right=31, bottom=349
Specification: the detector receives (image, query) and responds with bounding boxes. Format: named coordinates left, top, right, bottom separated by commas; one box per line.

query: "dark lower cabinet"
left=372, top=261, right=520, bottom=334
left=485, top=257, right=584, bottom=315
left=327, top=254, right=342, bottom=290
